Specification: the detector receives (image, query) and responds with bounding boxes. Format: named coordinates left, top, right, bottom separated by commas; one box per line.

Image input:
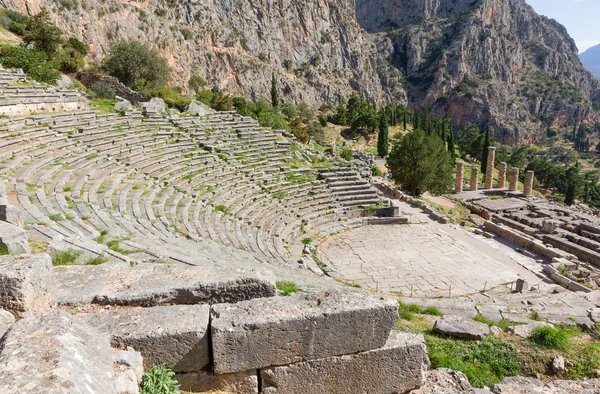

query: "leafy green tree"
left=334, top=103, right=347, bottom=125
left=23, top=8, right=63, bottom=56
left=346, top=96, right=362, bottom=126
left=386, top=129, right=454, bottom=197
left=271, top=72, right=279, bottom=108
left=290, top=117, right=309, bottom=143
left=564, top=166, right=581, bottom=206
left=103, top=40, right=171, bottom=89
left=188, top=75, right=205, bottom=94
left=481, top=125, right=491, bottom=173
left=377, top=113, right=389, bottom=157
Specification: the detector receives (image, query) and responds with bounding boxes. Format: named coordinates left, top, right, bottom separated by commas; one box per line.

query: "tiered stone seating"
left=0, top=68, right=384, bottom=270
left=0, top=67, right=88, bottom=116
left=319, top=167, right=382, bottom=207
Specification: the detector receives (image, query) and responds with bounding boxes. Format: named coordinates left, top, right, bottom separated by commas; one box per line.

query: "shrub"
left=66, top=37, right=88, bottom=55
left=372, top=165, right=383, bottom=177
left=52, top=249, right=81, bottom=266
left=139, top=364, right=180, bottom=394
left=340, top=148, right=353, bottom=161
left=529, top=326, right=569, bottom=350
left=0, top=45, right=60, bottom=84
left=103, top=40, right=171, bottom=89
left=90, top=82, right=116, bottom=99
left=180, top=28, right=192, bottom=40
left=2, top=9, right=29, bottom=35
left=55, top=48, right=85, bottom=73
left=0, top=245, right=10, bottom=256
left=302, top=237, right=313, bottom=245
left=214, top=205, right=229, bottom=214
left=188, top=75, right=205, bottom=94
left=151, top=86, right=191, bottom=111
left=276, top=281, right=300, bottom=296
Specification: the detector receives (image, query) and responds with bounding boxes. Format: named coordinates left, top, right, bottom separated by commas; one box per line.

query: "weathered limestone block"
left=455, top=162, right=464, bottom=193
left=515, top=278, right=530, bottom=293
left=433, top=315, right=489, bottom=340
left=0, top=221, right=29, bottom=254
left=0, top=203, right=23, bottom=227
left=184, top=100, right=213, bottom=116
left=75, top=305, right=210, bottom=372
left=55, top=261, right=275, bottom=306
left=416, top=368, right=484, bottom=394
left=211, top=289, right=398, bottom=374
left=260, top=331, right=429, bottom=394
left=485, top=147, right=496, bottom=189
left=175, top=370, right=258, bottom=394
left=112, top=349, right=144, bottom=382
left=0, top=254, right=55, bottom=318
left=470, top=168, right=479, bottom=191
left=142, top=97, right=166, bottom=113
left=0, top=311, right=116, bottom=393
left=114, top=99, right=133, bottom=112
left=498, top=162, right=507, bottom=189
left=509, top=168, right=519, bottom=192
left=492, top=376, right=600, bottom=393
left=0, top=309, right=15, bottom=337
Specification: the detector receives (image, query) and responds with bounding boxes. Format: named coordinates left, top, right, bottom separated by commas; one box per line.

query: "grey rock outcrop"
left=0, top=254, right=55, bottom=318
left=551, top=356, right=566, bottom=373
left=184, top=100, right=213, bottom=116
left=115, top=99, right=133, bottom=112
left=0, top=311, right=116, bottom=394
left=507, top=321, right=554, bottom=338
left=433, top=315, right=490, bottom=340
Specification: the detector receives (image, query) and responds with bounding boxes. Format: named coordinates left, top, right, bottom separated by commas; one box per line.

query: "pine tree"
left=270, top=73, right=279, bottom=108
left=23, top=7, right=64, bottom=56
left=481, top=125, right=491, bottom=174
left=447, top=131, right=456, bottom=162
left=377, top=112, right=389, bottom=157
left=334, top=103, right=347, bottom=125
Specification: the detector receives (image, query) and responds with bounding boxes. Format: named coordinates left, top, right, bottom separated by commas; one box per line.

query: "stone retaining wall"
left=78, top=72, right=147, bottom=104
left=542, top=265, right=592, bottom=293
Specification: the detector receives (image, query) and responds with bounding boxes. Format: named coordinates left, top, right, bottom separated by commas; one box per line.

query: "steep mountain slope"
left=581, top=44, right=600, bottom=79
left=1, top=0, right=598, bottom=144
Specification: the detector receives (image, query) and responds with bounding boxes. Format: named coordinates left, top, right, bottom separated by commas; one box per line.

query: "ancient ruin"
left=0, top=65, right=599, bottom=394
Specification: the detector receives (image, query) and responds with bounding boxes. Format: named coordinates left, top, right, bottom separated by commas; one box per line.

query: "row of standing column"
left=454, top=147, right=534, bottom=196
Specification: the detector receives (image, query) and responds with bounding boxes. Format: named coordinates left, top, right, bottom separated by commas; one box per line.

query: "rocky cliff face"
left=2, top=0, right=598, bottom=144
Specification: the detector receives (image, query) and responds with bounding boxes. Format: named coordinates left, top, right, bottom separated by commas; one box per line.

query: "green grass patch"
left=398, top=301, right=443, bottom=321
left=472, top=314, right=511, bottom=330
left=214, top=205, right=229, bottom=214
left=52, top=249, right=82, bottom=266
left=25, top=182, right=38, bottom=191
left=48, top=213, right=65, bottom=221
left=106, top=239, right=136, bottom=255
left=529, top=326, right=570, bottom=350
left=0, top=244, right=10, bottom=256
left=276, top=281, right=300, bottom=296
left=89, top=99, right=117, bottom=113
left=427, top=336, right=520, bottom=387
left=302, top=237, right=313, bottom=245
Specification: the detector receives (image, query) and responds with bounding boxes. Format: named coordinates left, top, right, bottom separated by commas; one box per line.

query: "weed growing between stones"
left=51, top=249, right=81, bottom=266
left=472, top=314, right=511, bottom=330
left=139, top=364, right=180, bottom=394
left=276, top=281, right=300, bottom=296
left=398, top=301, right=443, bottom=321
left=85, top=254, right=109, bottom=266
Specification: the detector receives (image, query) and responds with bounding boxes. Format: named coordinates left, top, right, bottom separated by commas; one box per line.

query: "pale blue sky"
left=526, top=0, right=600, bottom=53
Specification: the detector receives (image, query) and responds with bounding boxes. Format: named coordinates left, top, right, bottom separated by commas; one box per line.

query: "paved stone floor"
left=318, top=201, right=544, bottom=298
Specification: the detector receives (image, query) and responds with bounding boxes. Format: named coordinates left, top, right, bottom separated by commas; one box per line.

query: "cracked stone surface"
left=318, top=203, right=542, bottom=298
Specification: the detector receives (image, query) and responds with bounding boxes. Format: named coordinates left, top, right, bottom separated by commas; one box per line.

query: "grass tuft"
left=529, top=326, right=569, bottom=350
left=85, top=254, right=109, bottom=266
left=52, top=249, right=81, bottom=266
left=276, top=280, right=300, bottom=296
left=473, top=314, right=511, bottom=330
left=398, top=301, right=443, bottom=321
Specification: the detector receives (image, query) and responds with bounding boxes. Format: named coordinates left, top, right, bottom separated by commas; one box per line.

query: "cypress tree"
left=377, top=111, right=389, bottom=157
left=413, top=110, right=419, bottom=130
left=481, top=125, right=491, bottom=174
left=403, top=111, right=407, bottom=130
left=270, top=72, right=279, bottom=108
left=447, top=130, right=456, bottom=162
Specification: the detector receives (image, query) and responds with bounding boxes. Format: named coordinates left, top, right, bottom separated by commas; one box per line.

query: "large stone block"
left=0, top=254, right=55, bottom=318
left=0, top=311, right=116, bottom=393
left=0, top=221, right=29, bottom=254
left=260, top=331, right=429, bottom=394
left=75, top=305, right=210, bottom=372
left=55, top=261, right=275, bottom=306
left=211, top=289, right=398, bottom=374
left=433, top=315, right=489, bottom=340
left=176, top=370, right=258, bottom=393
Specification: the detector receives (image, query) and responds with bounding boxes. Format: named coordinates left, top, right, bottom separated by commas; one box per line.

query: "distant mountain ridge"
left=581, top=44, right=600, bottom=79
left=1, top=0, right=598, bottom=144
